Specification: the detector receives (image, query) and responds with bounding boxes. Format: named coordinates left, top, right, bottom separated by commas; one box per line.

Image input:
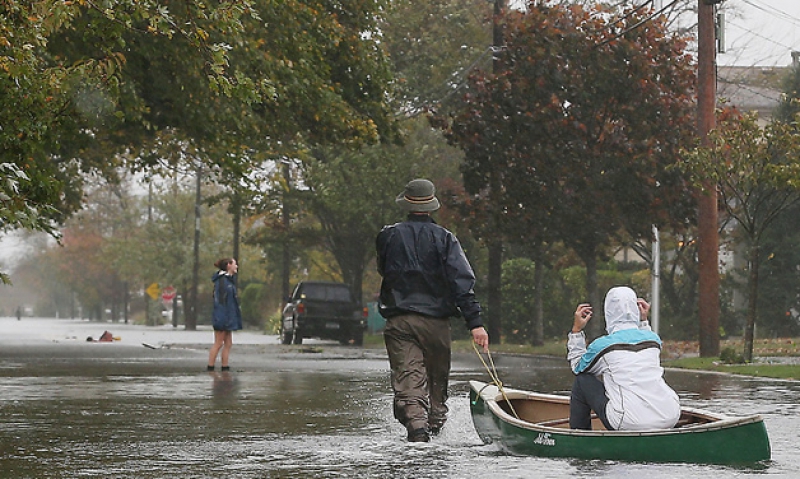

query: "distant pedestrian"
left=16, top=306, right=21, bottom=321
left=207, top=258, right=242, bottom=372
left=376, top=178, right=489, bottom=443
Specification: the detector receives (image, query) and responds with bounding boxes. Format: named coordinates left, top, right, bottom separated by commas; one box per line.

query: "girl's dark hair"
left=214, top=258, right=234, bottom=270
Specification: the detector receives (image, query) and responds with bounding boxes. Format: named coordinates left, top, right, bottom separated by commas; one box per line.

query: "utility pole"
left=282, top=161, right=292, bottom=303
left=186, top=162, right=202, bottom=331
left=145, top=180, right=152, bottom=326
left=697, top=0, right=720, bottom=357
left=651, top=225, right=660, bottom=334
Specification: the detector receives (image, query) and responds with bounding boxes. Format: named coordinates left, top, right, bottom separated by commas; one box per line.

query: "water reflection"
left=0, top=353, right=798, bottom=478
left=671, top=371, right=723, bottom=400
left=211, top=371, right=239, bottom=401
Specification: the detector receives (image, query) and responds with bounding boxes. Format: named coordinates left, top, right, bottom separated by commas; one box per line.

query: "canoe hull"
left=469, top=380, right=770, bottom=464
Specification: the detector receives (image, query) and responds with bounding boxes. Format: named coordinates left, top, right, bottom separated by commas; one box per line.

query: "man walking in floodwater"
left=376, top=178, right=489, bottom=443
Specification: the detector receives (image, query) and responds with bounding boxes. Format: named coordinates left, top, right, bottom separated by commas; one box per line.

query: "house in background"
left=717, top=65, right=787, bottom=124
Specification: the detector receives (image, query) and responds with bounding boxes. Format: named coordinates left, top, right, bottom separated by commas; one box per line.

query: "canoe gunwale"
left=470, top=380, right=765, bottom=437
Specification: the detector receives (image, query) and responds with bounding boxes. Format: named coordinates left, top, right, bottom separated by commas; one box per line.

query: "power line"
left=724, top=19, right=798, bottom=66
left=740, top=0, right=800, bottom=30
left=726, top=20, right=796, bottom=52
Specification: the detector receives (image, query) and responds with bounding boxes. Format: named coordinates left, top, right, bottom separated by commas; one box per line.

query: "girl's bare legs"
left=208, top=330, right=226, bottom=368
left=220, top=331, right=233, bottom=368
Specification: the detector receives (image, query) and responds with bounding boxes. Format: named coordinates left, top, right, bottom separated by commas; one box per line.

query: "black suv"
left=281, top=281, right=367, bottom=346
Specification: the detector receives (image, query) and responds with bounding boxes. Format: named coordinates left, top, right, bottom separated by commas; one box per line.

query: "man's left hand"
left=472, top=327, right=489, bottom=353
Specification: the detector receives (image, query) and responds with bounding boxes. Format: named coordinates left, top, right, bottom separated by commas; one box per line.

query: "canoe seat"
left=536, top=417, right=571, bottom=428
left=536, top=414, right=606, bottom=430
left=674, top=413, right=713, bottom=428
left=537, top=416, right=711, bottom=430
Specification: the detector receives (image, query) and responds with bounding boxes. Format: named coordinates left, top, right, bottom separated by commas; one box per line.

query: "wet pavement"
left=1, top=317, right=799, bottom=478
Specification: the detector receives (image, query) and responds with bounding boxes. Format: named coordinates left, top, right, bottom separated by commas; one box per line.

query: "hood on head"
left=604, top=286, right=639, bottom=334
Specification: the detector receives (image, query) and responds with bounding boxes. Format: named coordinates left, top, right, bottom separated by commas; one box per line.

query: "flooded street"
left=1, top=317, right=799, bottom=478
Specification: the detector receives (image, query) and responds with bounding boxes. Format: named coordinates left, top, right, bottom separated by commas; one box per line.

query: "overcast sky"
left=719, top=0, right=800, bottom=67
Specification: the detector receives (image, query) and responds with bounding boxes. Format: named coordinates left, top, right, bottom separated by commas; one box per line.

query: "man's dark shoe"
left=407, top=428, right=430, bottom=443
left=429, top=418, right=445, bottom=436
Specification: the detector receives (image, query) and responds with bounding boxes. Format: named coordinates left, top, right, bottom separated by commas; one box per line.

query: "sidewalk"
left=0, top=316, right=279, bottom=348
left=0, top=316, right=392, bottom=375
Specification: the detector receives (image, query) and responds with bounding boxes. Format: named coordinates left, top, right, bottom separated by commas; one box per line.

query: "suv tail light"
left=362, top=306, right=368, bottom=318
left=296, top=303, right=305, bottom=314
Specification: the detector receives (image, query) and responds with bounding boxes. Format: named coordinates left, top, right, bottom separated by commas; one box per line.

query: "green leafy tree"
left=291, top=118, right=459, bottom=301
left=2, top=1, right=397, bottom=270
left=379, top=0, right=492, bottom=115
left=1, top=1, right=259, bottom=222
left=679, top=111, right=800, bottom=361
left=441, top=3, right=697, bottom=339
left=756, top=201, right=800, bottom=336
left=775, top=64, right=800, bottom=124
left=0, top=163, right=61, bottom=284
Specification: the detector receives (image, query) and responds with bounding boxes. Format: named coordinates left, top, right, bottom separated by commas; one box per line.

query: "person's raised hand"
left=572, top=304, right=592, bottom=333
left=637, top=298, right=650, bottom=322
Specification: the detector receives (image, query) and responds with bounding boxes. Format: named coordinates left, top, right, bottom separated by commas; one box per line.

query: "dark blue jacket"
left=212, top=271, right=242, bottom=331
left=376, top=214, right=483, bottom=330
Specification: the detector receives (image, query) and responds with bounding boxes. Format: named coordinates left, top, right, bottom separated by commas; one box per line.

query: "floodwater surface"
left=0, top=319, right=798, bottom=478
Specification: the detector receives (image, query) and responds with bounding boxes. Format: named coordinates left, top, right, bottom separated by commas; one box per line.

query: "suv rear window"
left=299, top=284, right=353, bottom=302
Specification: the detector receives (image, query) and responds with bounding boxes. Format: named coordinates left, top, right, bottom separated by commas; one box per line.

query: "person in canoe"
left=567, top=286, right=680, bottom=431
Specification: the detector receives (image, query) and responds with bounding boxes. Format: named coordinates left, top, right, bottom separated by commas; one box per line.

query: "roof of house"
left=717, top=66, right=789, bottom=118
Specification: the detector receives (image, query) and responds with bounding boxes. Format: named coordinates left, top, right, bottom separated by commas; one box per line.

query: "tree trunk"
left=743, top=244, right=759, bottom=362
left=123, top=282, right=129, bottom=324
left=172, top=294, right=178, bottom=328
left=144, top=291, right=150, bottom=326
left=487, top=239, right=503, bottom=343
left=339, top=254, right=365, bottom=306
left=584, top=255, right=602, bottom=341
left=531, top=251, right=544, bottom=346
left=232, top=192, right=241, bottom=264
left=485, top=0, right=505, bottom=345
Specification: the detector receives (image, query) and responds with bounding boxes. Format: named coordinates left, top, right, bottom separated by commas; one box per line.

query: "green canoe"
left=469, top=380, right=770, bottom=464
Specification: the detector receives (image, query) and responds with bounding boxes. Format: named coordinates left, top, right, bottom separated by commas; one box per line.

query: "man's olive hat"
left=396, top=179, right=441, bottom=212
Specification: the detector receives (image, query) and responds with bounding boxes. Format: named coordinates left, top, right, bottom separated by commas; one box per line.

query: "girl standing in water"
left=208, top=258, right=242, bottom=371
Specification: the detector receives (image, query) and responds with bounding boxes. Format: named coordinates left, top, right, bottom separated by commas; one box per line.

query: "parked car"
left=281, top=281, right=367, bottom=346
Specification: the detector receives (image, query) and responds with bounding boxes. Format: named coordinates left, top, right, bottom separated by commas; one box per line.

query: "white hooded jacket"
left=567, top=286, right=681, bottom=430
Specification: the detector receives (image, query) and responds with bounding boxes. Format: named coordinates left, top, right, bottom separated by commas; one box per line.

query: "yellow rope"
left=472, top=342, right=520, bottom=420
